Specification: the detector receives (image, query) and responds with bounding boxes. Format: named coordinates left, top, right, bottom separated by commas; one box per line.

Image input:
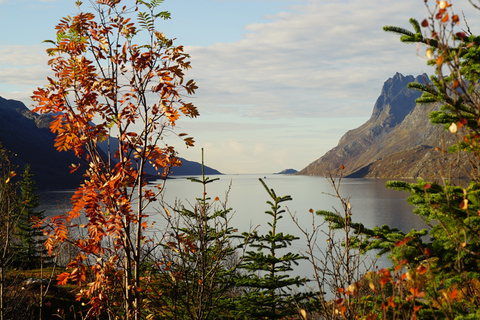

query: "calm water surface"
left=38, top=174, right=427, bottom=284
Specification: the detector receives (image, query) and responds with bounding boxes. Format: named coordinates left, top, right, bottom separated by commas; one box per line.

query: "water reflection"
left=36, top=175, right=429, bottom=287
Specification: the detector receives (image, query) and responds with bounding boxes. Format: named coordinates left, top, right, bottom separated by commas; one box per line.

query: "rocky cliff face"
left=298, top=73, right=458, bottom=180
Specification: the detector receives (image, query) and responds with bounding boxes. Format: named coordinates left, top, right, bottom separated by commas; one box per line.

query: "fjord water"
left=157, top=174, right=427, bottom=285
left=38, top=174, right=427, bottom=284
left=157, top=174, right=425, bottom=233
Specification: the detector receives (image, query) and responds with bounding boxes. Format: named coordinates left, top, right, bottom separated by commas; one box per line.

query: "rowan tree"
left=31, top=0, right=198, bottom=318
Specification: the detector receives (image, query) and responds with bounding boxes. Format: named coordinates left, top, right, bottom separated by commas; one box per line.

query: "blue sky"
left=0, top=0, right=476, bottom=174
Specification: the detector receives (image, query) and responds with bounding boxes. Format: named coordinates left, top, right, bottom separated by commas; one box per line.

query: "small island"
left=275, top=168, right=298, bottom=175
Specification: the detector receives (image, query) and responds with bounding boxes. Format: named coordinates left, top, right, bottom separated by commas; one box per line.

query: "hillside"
left=298, top=73, right=459, bottom=180
left=0, top=97, right=220, bottom=190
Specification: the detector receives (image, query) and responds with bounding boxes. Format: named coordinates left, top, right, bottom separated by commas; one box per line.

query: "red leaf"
left=421, top=19, right=429, bottom=27
left=424, top=248, right=432, bottom=257
left=416, top=264, right=428, bottom=275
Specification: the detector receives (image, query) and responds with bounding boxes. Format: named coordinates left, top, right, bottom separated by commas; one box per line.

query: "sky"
left=0, top=0, right=477, bottom=174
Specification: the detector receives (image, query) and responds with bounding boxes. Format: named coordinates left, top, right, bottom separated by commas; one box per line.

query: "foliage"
left=232, top=178, right=308, bottom=319
left=31, top=0, right=198, bottom=318
left=0, top=143, right=20, bottom=320
left=149, top=150, right=238, bottom=320
left=332, top=1, right=480, bottom=318
left=13, top=164, right=49, bottom=269
left=291, top=169, right=380, bottom=319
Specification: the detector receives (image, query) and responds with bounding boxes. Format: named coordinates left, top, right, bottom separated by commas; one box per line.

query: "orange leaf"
left=387, top=296, right=397, bottom=308
left=57, top=272, right=70, bottom=285
left=441, top=12, right=449, bottom=23
left=452, top=79, right=460, bottom=89
left=452, top=14, right=459, bottom=25
left=449, top=289, right=458, bottom=300
left=437, top=55, right=443, bottom=66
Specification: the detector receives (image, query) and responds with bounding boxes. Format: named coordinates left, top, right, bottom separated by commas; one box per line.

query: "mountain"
left=298, top=73, right=458, bottom=180
left=96, top=138, right=221, bottom=177
left=0, top=97, right=220, bottom=190
left=0, top=97, right=84, bottom=189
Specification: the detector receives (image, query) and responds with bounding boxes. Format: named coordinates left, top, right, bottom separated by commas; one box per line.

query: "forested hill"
left=298, top=73, right=458, bottom=179
left=0, top=97, right=220, bottom=190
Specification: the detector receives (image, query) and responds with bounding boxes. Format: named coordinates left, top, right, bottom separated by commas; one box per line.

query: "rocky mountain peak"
left=298, top=73, right=457, bottom=180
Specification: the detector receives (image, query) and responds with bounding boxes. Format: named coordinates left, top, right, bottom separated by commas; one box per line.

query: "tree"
left=14, top=164, right=48, bottom=269
left=151, top=151, right=239, bottom=320
left=31, top=0, right=198, bottom=318
left=0, top=143, right=19, bottom=320
left=290, top=169, right=380, bottom=319
left=321, top=2, right=480, bottom=318
left=233, top=178, right=308, bottom=319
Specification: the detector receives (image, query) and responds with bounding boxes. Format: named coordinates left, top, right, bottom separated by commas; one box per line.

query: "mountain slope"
left=97, top=138, right=221, bottom=177
left=298, top=73, right=457, bottom=179
left=0, top=96, right=84, bottom=189
left=0, top=97, right=220, bottom=190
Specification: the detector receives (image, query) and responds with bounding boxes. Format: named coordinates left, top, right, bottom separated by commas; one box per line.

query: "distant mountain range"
left=0, top=97, right=220, bottom=190
left=298, top=73, right=459, bottom=180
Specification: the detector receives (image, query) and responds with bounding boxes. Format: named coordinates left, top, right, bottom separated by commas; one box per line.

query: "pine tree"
left=14, top=164, right=48, bottom=269
left=152, top=150, right=238, bottom=320
left=233, top=178, right=308, bottom=319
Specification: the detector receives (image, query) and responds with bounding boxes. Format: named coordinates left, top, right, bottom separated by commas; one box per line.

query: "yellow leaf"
left=300, top=309, right=307, bottom=320
left=426, top=48, right=433, bottom=59
left=164, top=207, right=171, bottom=218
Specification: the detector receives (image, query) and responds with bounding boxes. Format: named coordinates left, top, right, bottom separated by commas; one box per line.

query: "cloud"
left=183, top=0, right=474, bottom=120
left=0, top=45, right=52, bottom=104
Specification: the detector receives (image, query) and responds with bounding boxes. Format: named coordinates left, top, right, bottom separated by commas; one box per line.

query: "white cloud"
left=2, top=0, right=478, bottom=173
left=184, top=0, right=475, bottom=121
